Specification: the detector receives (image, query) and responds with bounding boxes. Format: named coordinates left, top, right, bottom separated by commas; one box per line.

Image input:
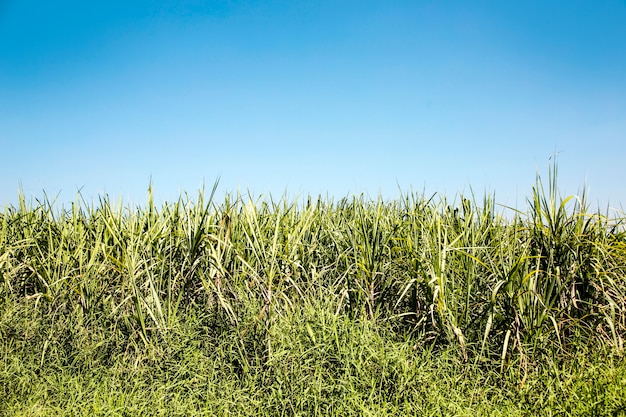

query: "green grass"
left=1, top=167, right=625, bottom=415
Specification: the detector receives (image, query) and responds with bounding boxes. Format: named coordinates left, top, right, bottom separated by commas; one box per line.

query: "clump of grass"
left=1, top=165, right=625, bottom=415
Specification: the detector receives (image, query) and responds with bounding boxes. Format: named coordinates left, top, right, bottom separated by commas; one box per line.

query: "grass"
left=1, top=165, right=625, bottom=415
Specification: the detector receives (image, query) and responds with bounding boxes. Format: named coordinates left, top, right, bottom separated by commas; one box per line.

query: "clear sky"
left=2, top=1, right=625, bottom=210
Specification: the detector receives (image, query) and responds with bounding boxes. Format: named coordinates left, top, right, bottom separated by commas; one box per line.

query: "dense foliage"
left=2, top=169, right=625, bottom=415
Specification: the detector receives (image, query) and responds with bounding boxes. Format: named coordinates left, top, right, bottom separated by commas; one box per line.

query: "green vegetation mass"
left=2, top=168, right=626, bottom=416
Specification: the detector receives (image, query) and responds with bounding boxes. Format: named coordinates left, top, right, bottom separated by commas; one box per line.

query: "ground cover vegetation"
left=1, top=167, right=626, bottom=416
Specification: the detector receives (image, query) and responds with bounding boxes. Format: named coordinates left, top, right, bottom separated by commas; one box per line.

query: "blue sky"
left=1, top=1, right=625, bottom=210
